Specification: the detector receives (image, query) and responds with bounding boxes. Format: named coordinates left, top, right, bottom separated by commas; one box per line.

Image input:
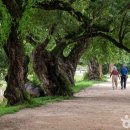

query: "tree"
left=1, top=0, right=29, bottom=105
left=26, top=0, right=130, bottom=95
left=1, top=0, right=130, bottom=105
left=24, top=0, right=108, bottom=95
left=82, top=36, right=130, bottom=80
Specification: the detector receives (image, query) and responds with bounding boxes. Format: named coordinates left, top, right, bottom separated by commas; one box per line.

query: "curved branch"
left=33, top=1, right=130, bottom=54
left=26, top=35, right=38, bottom=47
left=34, top=0, right=90, bottom=24
left=33, top=0, right=109, bottom=34
left=97, top=32, right=130, bottom=53
left=51, top=28, right=105, bottom=57
left=66, top=38, right=90, bottom=66
left=26, top=24, right=57, bottom=47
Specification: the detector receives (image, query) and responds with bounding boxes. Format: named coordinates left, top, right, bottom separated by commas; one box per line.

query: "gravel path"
left=0, top=79, right=130, bottom=130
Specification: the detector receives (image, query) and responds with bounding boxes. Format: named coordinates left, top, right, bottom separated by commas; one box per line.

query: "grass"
left=74, top=74, right=84, bottom=82
left=74, top=74, right=107, bottom=93
left=0, top=96, right=70, bottom=116
left=73, top=78, right=107, bottom=93
left=74, top=80, right=95, bottom=93
left=0, top=74, right=107, bottom=116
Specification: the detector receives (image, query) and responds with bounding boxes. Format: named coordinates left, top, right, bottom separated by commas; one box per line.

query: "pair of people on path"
left=110, top=65, right=128, bottom=89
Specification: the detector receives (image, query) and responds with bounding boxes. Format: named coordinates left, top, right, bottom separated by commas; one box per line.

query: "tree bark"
left=32, top=44, right=73, bottom=96
left=32, top=38, right=90, bottom=96
left=65, top=39, right=90, bottom=83
left=2, top=0, right=28, bottom=105
left=4, top=24, right=27, bottom=105
left=98, top=64, right=103, bottom=79
left=86, top=58, right=101, bottom=80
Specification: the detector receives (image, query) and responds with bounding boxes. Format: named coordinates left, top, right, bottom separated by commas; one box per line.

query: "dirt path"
left=0, top=79, right=130, bottom=130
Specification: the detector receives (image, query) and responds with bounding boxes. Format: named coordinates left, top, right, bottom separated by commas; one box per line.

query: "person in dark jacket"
left=120, top=64, right=128, bottom=89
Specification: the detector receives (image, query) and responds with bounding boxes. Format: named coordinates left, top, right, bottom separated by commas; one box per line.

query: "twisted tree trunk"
left=2, top=0, right=28, bottom=105
left=32, top=39, right=90, bottom=96
left=4, top=24, right=26, bottom=105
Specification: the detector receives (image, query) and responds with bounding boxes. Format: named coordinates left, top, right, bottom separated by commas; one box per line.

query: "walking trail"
left=0, top=78, right=130, bottom=130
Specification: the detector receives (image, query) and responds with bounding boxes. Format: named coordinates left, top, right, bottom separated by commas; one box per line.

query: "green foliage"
left=72, top=0, right=90, bottom=14
left=73, top=80, right=93, bottom=93
left=0, top=49, right=8, bottom=80
left=102, top=64, right=109, bottom=75
left=0, top=1, right=10, bottom=81
left=0, top=96, right=70, bottom=116
left=28, top=74, right=41, bottom=86
left=14, top=0, right=130, bottom=69
left=63, top=43, right=75, bottom=57
left=1, top=0, right=130, bottom=107
left=74, top=74, right=107, bottom=93
left=81, top=37, right=130, bottom=65
left=0, top=1, right=11, bottom=44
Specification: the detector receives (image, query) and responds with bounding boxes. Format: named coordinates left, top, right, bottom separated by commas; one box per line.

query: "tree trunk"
left=4, top=25, right=26, bottom=105
left=32, top=39, right=90, bottom=96
left=87, top=58, right=101, bottom=80
left=98, top=64, right=103, bottom=79
left=2, top=0, right=29, bottom=105
left=32, top=46, right=73, bottom=96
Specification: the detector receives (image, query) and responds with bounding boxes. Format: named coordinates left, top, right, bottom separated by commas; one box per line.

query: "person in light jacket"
left=110, top=66, right=120, bottom=89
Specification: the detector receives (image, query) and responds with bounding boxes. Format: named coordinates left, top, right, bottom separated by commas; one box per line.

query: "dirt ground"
left=0, top=79, right=130, bottom=130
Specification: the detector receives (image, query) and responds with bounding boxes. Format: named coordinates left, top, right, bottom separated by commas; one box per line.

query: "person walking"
left=110, top=66, right=120, bottom=89
left=120, top=64, right=128, bottom=89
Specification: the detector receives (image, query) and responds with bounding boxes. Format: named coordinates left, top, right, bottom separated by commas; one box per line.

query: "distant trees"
left=82, top=37, right=130, bottom=80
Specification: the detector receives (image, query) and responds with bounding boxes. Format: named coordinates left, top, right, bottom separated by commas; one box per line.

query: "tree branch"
left=33, top=0, right=130, bottom=54
left=34, top=0, right=110, bottom=34
left=26, top=23, right=57, bottom=47
left=66, top=39, right=90, bottom=64
left=26, top=34, right=38, bottom=47
left=2, top=0, right=22, bottom=18
left=97, top=32, right=130, bottom=53
left=51, top=26, right=86, bottom=56
left=34, top=0, right=90, bottom=24
left=119, top=12, right=127, bottom=44
left=51, top=27, right=106, bottom=57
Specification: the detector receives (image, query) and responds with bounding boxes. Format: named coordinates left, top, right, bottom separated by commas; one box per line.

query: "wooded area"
left=0, top=0, right=130, bottom=105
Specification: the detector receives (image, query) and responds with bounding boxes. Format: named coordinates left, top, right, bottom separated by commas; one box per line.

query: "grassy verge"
left=73, top=77, right=107, bottom=93
left=74, top=80, right=96, bottom=93
left=0, top=96, right=70, bottom=116
left=0, top=75, right=107, bottom=116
